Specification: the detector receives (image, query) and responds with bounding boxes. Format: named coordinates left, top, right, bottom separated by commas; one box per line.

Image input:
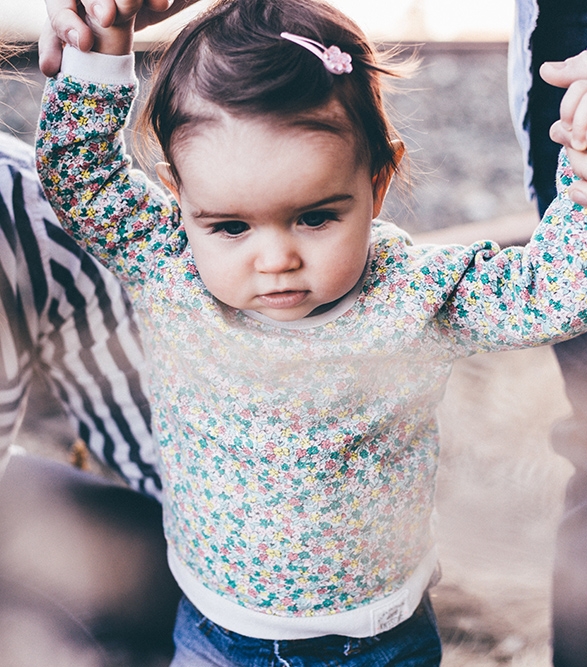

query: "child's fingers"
left=568, top=181, right=587, bottom=207
left=540, top=50, right=587, bottom=89
left=550, top=119, right=572, bottom=146
left=111, top=0, right=146, bottom=22
left=566, top=146, right=587, bottom=183
left=559, top=80, right=587, bottom=150
left=573, top=92, right=587, bottom=152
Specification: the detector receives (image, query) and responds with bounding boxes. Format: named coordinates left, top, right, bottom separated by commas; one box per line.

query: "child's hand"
left=85, top=0, right=146, bottom=55
left=39, top=0, right=198, bottom=75
left=541, top=51, right=587, bottom=205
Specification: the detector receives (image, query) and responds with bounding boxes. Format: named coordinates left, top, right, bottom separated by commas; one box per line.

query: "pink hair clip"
left=280, top=31, right=353, bottom=75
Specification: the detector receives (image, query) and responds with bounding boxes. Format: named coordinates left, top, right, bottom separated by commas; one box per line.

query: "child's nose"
left=254, top=233, right=302, bottom=274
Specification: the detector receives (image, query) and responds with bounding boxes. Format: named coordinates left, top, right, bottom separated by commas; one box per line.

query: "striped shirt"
left=0, top=131, right=161, bottom=498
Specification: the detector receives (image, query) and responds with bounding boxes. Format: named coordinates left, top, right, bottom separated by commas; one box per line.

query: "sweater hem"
left=168, top=546, right=438, bottom=640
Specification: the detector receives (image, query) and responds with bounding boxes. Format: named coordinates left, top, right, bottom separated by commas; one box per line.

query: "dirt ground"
left=2, top=42, right=577, bottom=665
left=433, top=347, right=572, bottom=666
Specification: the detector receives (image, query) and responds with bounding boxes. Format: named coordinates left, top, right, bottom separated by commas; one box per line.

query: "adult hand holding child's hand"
left=40, top=0, right=198, bottom=75
left=541, top=51, right=587, bottom=206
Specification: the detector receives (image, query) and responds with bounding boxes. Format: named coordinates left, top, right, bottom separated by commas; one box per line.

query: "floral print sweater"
left=36, top=52, right=587, bottom=632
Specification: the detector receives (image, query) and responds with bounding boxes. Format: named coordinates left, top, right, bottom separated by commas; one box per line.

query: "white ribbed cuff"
left=61, top=44, right=137, bottom=86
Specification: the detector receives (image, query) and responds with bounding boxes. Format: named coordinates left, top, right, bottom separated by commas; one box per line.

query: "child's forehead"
left=170, top=103, right=372, bottom=209
left=173, top=97, right=361, bottom=162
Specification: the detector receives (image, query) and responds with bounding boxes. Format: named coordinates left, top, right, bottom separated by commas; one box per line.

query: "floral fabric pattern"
left=37, top=73, right=587, bottom=617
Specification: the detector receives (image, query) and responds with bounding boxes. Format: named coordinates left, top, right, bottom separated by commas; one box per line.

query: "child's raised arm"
left=36, top=1, right=198, bottom=289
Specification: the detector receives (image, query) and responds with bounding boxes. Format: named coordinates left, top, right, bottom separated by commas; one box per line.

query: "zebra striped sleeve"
left=0, top=132, right=161, bottom=499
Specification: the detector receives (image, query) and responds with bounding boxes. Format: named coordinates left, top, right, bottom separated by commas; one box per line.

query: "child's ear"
left=371, top=140, right=405, bottom=218
left=155, top=162, right=180, bottom=202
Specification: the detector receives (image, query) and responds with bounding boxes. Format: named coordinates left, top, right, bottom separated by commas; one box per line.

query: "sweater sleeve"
left=36, top=47, right=183, bottom=292
left=433, top=149, right=587, bottom=352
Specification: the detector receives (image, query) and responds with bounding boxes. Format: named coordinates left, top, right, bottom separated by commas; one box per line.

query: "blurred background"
left=2, top=0, right=516, bottom=42
left=0, top=2, right=574, bottom=666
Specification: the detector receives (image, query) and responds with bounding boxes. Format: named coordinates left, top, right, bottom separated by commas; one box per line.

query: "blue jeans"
left=170, top=594, right=441, bottom=667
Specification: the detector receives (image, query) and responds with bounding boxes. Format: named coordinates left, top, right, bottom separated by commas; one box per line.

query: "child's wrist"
left=61, top=45, right=136, bottom=86
left=89, top=18, right=135, bottom=56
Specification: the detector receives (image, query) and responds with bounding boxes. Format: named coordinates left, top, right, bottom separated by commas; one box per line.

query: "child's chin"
left=258, top=307, right=309, bottom=322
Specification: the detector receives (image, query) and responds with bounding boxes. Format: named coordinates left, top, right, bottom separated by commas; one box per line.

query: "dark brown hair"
left=139, top=0, right=412, bottom=183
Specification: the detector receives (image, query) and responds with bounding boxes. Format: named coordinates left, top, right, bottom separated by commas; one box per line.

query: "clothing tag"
left=371, top=591, right=409, bottom=635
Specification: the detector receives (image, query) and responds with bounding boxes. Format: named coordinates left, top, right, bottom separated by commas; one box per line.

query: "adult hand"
left=541, top=51, right=587, bottom=206
left=542, top=51, right=587, bottom=151
left=39, top=0, right=198, bottom=77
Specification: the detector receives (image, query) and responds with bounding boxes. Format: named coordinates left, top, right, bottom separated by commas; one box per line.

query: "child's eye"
left=212, top=221, right=249, bottom=236
left=299, top=211, right=337, bottom=228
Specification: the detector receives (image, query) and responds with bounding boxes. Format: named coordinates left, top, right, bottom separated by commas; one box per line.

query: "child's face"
left=158, top=107, right=392, bottom=321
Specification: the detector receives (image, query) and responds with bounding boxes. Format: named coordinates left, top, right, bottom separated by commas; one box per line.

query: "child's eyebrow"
left=301, top=193, right=355, bottom=209
left=190, top=194, right=355, bottom=220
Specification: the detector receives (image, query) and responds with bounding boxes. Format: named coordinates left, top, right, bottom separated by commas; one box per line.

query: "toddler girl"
left=36, top=0, right=587, bottom=664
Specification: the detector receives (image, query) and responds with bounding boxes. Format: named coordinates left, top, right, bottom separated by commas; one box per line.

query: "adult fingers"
left=559, top=81, right=587, bottom=151
left=135, top=0, right=198, bottom=31
left=39, top=0, right=197, bottom=76
left=43, top=0, right=94, bottom=49
left=44, top=0, right=123, bottom=47
left=144, top=0, right=173, bottom=10
left=105, top=0, right=145, bottom=23
left=38, top=20, right=71, bottom=77
left=540, top=50, right=587, bottom=89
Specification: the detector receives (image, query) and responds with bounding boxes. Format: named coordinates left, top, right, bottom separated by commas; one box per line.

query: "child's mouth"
left=258, top=291, right=308, bottom=309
